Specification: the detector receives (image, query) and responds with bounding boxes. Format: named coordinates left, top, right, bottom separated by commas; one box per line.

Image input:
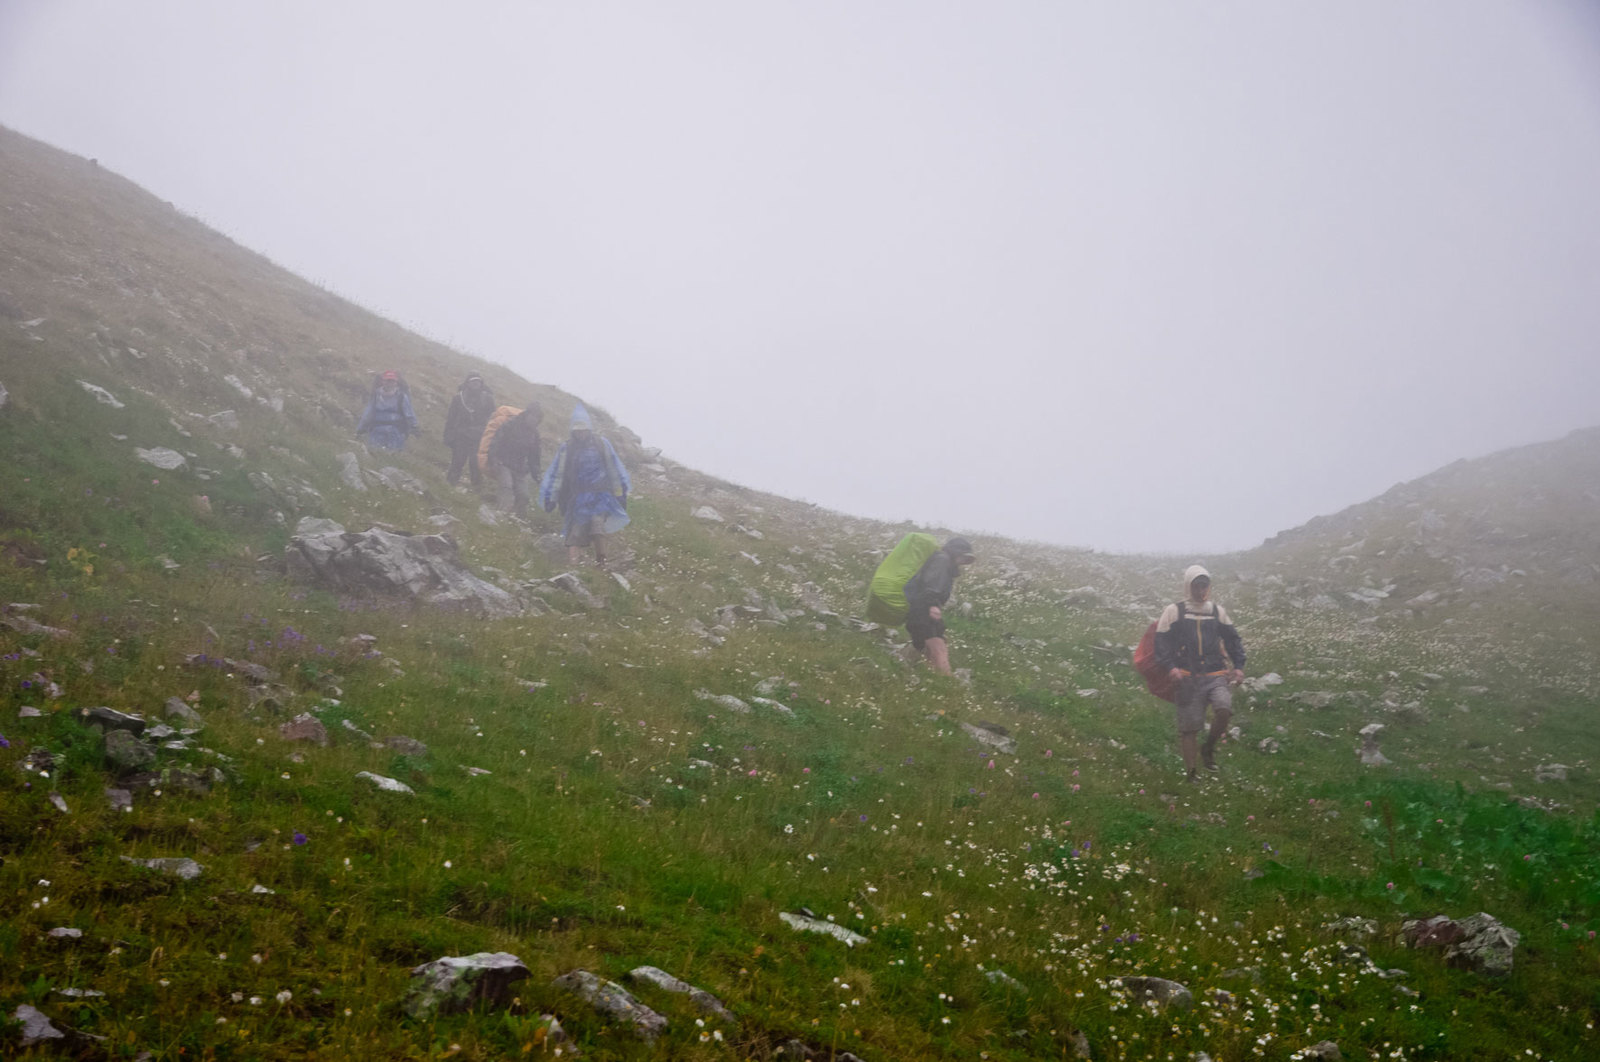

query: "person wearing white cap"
left=1153, top=565, right=1247, bottom=782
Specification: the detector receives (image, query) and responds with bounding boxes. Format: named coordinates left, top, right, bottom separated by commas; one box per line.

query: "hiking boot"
left=1201, top=742, right=1219, bottom=772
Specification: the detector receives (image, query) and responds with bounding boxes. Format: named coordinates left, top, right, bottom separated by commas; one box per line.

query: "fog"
left=3, top=1, right=1599, bottom=553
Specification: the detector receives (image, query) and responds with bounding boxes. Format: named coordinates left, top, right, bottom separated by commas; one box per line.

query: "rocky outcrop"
left=285, top=526, right=521, bottom=617
left=554, top=969, right=669, bottom=1041
left=1399, top=912, right=1520, bottom=976
left=404, top=952, right=530, bottom=1018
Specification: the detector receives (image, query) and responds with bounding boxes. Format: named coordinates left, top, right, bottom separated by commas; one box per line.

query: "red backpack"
left=1132, top=603, right=1187, bottom=703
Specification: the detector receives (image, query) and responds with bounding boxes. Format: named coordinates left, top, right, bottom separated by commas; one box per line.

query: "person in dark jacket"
left=1153, top=565, right=1247, bottom=783
left=444, top=373, right=496, bottom=486
left=902, top=537, right=976, bottom=674
left=486, top=405, right=543, bottom=517
left=355, top=370, right=419, bottom=451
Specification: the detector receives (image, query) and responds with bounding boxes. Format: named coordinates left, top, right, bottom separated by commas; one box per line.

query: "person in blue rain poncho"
left=540, top=403, right=631, bottom=568
left=355, top=370, right=419, bottom=452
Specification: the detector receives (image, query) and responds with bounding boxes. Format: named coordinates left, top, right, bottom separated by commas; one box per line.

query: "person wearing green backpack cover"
left=866, top=535, right=976, bottom=674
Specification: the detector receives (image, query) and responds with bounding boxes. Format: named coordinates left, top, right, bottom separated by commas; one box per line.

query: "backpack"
left=1133, top=602, right=1190, bottom=703
left=865, top=533, right=941, bottom=625
left=476, top=405, right=522, bottom=472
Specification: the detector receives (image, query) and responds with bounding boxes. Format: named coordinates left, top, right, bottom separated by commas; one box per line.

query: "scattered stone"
left=610, top=570, right=631, bottom=592
left=46, top=927, right=82, bottom=939
left=404, top=952, right=530, bottom=1018
left=476, top=503, right=500, bottom=525
left=19, top=705, right=43, bottom=718
left=984, top=969, right=1028, bottom=994
left=960, top=721, right=1017, bottom=755
left=1359, top=723, right=1390, bottom=767
left=554, top=969, right=669, bottom=1040
left=121, top=856, right=204, bottom=880
left=549, top=571, right=604, bottom=609
left=691, top=506, right=724, bottom=522
left=208, top=409, right=240, bottom=431
left=83, top=706, right=147, bottom=734
left=279, top=712, right=329, bottom=746
left=104, top=729, right=158, bottom=771
left=373, top=466, right=427, bottom=495
left=1291, top=691, right=1338, bottom=709
left=14, top=1004, right=68, bottom=1046
left=105, top=788, right=133, bottom=812
left=693, top=689, right=752, bottom=714
left=385, top=735, right=429, bottom=757
left=355, top=771, right=415, bottom=795
left=335, top=451, right=367, bottom=491
left=754, top=676, right=785, bottom=695
left=1534, top=764, right=1569, bottom=783
left=251, top=884, right=276, bottom=894
left=342, top=719, right=377, bottom=742
left=627, top=966, right=738, bottom=1022
left=1220, top=966, right=1262, bottom=983
left=778, top=911, right=868, bottom=947
left=1301, top=1041, right=1344, bottom=1061
left=53, top=988, right=105, bottom=1000
left=0, top=612, right=73, bottom=638
left=294, top=516, right=345, bottom=536
left=1117, top=976, right=1193, bottom=1012
left=1258, top=738, right=1281, bottom=754
left=135, top=446, right=188, bottom=471
left=48, top=791, right=69, bottom=814
left=77, top=380, right=125, bottom=408
left=1400, top=913, right=1520, bottom=976
left=164, top=697, right=204, bottom=726
left=1240, top=672, right=1283, bottom=692
left=286, top=526, right=522, bottom=618
left=750, top=696, right=795, bottom=717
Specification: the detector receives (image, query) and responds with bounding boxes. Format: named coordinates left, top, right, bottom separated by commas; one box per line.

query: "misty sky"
left=3, top=2, right=1599, bottom=553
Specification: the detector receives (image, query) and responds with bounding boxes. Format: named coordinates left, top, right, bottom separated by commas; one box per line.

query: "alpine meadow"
left=4, top=125, right=1600, bottom=1061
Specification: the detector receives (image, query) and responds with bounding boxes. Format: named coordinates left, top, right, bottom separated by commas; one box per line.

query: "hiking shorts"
left=905, top=606, right=946, bottom=651
left=1175, top=673, right=1233, bottom=735
left=565, top=514, right=607, bottom=547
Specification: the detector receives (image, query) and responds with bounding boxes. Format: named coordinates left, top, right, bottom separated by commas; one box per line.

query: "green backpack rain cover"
left=866, top=533, right=941, bottom=624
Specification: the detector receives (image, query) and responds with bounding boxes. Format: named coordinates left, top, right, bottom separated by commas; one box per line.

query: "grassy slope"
left=3, top=126, right=1600, bottom=1060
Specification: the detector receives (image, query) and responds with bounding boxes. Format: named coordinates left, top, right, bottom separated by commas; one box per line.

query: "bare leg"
left=567, top=546, right=581, bottom=566
left=593, top=535, right=607, bottom=569
left=1203, top=707, right=1232, bottom=755
left=923, top=637, right=952, bottom=675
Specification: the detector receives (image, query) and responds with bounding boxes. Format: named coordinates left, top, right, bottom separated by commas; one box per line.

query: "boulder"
left=83, top=706, right=147, bottom=735
left=404, top=952, right=530, bottom=1018
left=1400, top=912, right=1520, bottom=976
left=336, top=452, right=368, bottom=491
left=1117, top=976, right=1193, bottom=1012
left=285, top=526, right=521, bottom=618
left=104, top=729, right=157, bottom=771
left=553, top=969, right=669, bottom=1041
left=626, top=965, right=737, bottom=1022
left=279, top=713, right=328, bottom=746
left=135, top=447, right=188, bottom=471
left=14, top=1004, right=67, bottom=1047
left=294, top=516, right=346, bottom=536
left=960, top=721, right=1017, bottom=755
left=1359, top=723, right=1390, bottom=767
left=105, top=788, right=133, bottom=812
left=163, top=697, right=204, bottom=726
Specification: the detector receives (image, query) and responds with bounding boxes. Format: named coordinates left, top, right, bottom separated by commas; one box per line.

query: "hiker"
left=443, top=372, right=496, bottom=486
left=901, top=537, right=977, bottom=674
left=539, top=403, right=630, bottom=567
left=1153, top=565, right=1246, bottom=782
left=486, top=405, right=543, bottom=518
left=355, top=370, right=419, bottom=452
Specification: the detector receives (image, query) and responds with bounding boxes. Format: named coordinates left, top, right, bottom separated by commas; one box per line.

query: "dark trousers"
left=447, top=443, right=481, bottom=486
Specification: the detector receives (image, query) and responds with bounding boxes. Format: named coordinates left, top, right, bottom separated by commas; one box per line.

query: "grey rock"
left=778, top=911, right=868, bottom=947
left=1292, top=691, right=1339, bottom=709
left=77, top=379, right=125, bottom=408
left=208, top=409, right=240, bottom=431
left=750, top=696, right=795, bottom=717
left=121, top=856, right=204, bottom=880
left=279, top=713, right=329, bottom=746
left=553, top=969, right=669, bottom=1041
left=356, top=771, right=414, bottom=794
left=48, top=791, right=69, bottom=814
left=18, top=705, right=43, bottom=718
left=693, top=689, right=751, bottom=714
left=1258, top=737, right=1281, bottom=754
left=627, top=965, right=737, bottom=1022
left=135, top=446, right=188, bottom=471
left=104, top=729, right=158, bottom=770
left=385, top=735, right=429, bottom=757
left=984, top=969, right=1028, bottom=994
left=1117, top=976, right=1193, bottom=1012
left=1067, top=1028, right=1092, bottom=1058
left=1359, top=723, right=1391, bottom=767
left=1322, top=916, right=1378, bottom=940
left=374, top=466, right=427, bottom=495
left=476, top=503, right=500, bottom=525
left=1302, top=1041, right=1343, bottom=1061
left=0, top=612, right=72, bottom=638
left=550, top=571, right=603, bottom=608
left=53, top=988, right=105, bottom=999
left=164, top=697, right=204, bottom=726
left=46, top=927, right=83, bottom=939
left=83, top=706, right=147, bottom=734
left=15, top=1003, right=67, bottom=1046
left=294, top=516, right=346, bottom=536
left=1400, top=912, right=1520, bottom=976
left=341, top=719, right=376, bottom=742
left=286, top=526, right=522, bottom=618
left=105, top=788, right=133, bottom=811
left=336, top=451, right=368, bottom=491
left=427, top=513, right=462, bottom=529
left=691, top=506, right=724, bottom=522
left=404, top=952, right=530, bottom=1018
left=0, top=379, right=7, bottom=409
left=1534, top=763, right=1569, bottom=783
left=961, top=720, right=1017, bottom=755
